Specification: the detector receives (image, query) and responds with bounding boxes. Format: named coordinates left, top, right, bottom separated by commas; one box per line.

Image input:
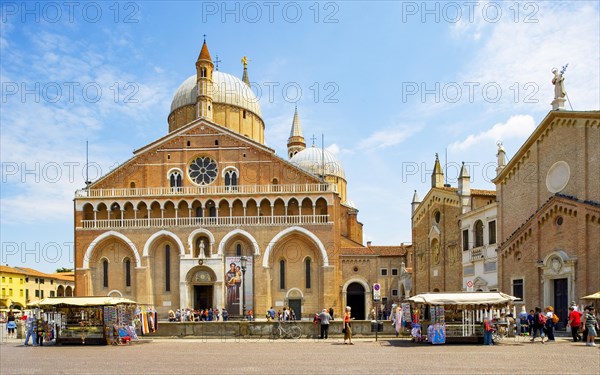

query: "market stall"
left=407, top=292, right=518, bottom=344
left=29, top=296, right=139, bottom=345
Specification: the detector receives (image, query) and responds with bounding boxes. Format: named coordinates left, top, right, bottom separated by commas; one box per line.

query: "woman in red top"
left=343, top=306, right=353, bottom=345
left=568, top=306, right=583, bottom=342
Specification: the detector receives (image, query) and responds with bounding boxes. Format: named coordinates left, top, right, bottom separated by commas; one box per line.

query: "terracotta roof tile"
left=471, top=189, right=496, bottom=197
left=0, top=265, right=28, bottom=275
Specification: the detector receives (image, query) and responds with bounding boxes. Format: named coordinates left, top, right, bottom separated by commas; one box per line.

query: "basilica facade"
left=73, top=41, right=411, bottom=319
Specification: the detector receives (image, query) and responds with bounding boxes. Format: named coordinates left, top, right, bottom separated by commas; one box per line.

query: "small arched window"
left=474, top=220, right=484, bottom=247
left=224, top=169, right=238, bottom=190
left=102, top=259, right=109, bottom=288
left=195, top=206, right=203, bottom=217
left=200, top=67, right=207, bottom=78
left=236, top=243, right=242, bottom=256
left=305, top=258, right=311, bottom=289
left=169, top=170, right=182, bottom=190
left=124, top=258, right=131, bottom=287
left=279, top=259, right=286, bottom=290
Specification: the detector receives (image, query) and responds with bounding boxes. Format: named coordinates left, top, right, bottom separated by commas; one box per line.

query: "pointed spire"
left=198, top=39, right=212, bottom=62
left=411, top=189, right=421, bottom=216
left=241, top=56, right=250, bottom=86
left=287, top=106, right=306, bottom=159
left=412, top=189, right=420, bottom=203
left=431, top=153, right=444, bottom=188
left=289, top=105, right=303, bottom=138
left=459, top=161, right=470, bottom=178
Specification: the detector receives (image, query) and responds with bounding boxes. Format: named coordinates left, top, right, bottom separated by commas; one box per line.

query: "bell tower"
left=196, top=37, right=214, bottom=121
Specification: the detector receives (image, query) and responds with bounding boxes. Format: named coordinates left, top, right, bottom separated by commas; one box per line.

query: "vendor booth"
left=407, top=292, right=518, bottom=344
left=29, top=296, right=139, bottom=345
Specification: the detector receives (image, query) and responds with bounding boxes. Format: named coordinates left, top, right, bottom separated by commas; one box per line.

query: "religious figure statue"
left=199, top=239, right=205, bottom=256
left=552, top=68, right=566, bottom=99
left=241, top=56, right=248, bottom=68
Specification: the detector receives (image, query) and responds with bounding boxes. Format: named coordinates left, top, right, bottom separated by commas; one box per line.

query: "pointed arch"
left=217, top=229, right=260, bottom=256
left=142, top=230, right=185, bottom=257
left=83, top=231, right=140, bottom=269
left=263, top=226, right=329, bottom=268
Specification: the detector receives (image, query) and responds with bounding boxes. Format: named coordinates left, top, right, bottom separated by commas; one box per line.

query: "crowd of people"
left=168, top=307, right=229, bottom=322
left=514, top=302, right=598, bottom=346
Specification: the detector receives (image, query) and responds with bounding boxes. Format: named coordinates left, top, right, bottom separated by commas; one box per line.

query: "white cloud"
left=449, top=114, right=535, bottom=152
left=458, top=2, right=600, bottom=111
left=359, top=123, right=422, bottom=150
left=326, top=143, right=340, bottom=155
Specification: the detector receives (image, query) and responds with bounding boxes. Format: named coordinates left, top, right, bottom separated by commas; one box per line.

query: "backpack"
left=552, top=313, right=559, bottom=324
left=537, top=313, right=547, bottom=325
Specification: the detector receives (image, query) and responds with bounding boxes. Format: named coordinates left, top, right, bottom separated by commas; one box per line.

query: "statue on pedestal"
left=552, top=67, right=566, bottom=99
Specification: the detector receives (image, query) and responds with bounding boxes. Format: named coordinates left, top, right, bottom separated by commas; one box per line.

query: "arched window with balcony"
left=169, top=170, right=182, bottom=191
left=474, top=220, right=484, bottom=247
left=224, top=168, right=238, bottom=190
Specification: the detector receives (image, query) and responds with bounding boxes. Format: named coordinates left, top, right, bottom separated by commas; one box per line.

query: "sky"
left=1, top=1, right=599, bottom=273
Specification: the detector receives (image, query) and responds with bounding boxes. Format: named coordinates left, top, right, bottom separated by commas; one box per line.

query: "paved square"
left=1, top=337, right=599, bottom=375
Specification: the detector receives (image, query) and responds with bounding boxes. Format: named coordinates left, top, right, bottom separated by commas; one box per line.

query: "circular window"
left=188, top=156, right=218, bottom=185
left=546, top=161, right=570, bottom=193
left=556, top=216, right=563, bottom=226
left=353, top=266, right=359, bottom=273
left=434, top=211, right=441, bottom=223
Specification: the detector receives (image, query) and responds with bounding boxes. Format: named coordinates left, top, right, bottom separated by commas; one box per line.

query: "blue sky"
left=1, top=1, right=599, bottom=272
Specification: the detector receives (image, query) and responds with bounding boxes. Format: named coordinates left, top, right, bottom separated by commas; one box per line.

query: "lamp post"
left=240, top=256, right=247, bottom=320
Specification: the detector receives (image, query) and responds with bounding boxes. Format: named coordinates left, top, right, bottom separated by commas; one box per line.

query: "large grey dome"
left=290, top=146, right=346, bottom=179
left=170, top=71, right=262, bottom=117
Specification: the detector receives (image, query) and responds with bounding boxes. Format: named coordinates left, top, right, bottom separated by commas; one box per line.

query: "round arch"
left=217, top=229, right=260, bottom=257
left=263, top=226, right=329, bottom=268
left=187, top=228, right=216, bottom=256
left=83, top=231, right=141, bottom=269
left=107, top=289, right=123, bottom=297
left=142, top=230, right=185, bottom=257
left=341, top=277, right=371, bottom=321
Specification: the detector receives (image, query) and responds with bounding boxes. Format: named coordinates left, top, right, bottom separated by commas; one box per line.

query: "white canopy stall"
left=408, top=292, right=518, bottom=343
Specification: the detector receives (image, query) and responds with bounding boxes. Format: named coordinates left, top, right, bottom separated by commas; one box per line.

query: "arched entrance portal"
left=347, top=283, right=366, bottom=320
left=187, top=267, right=216, bottom=310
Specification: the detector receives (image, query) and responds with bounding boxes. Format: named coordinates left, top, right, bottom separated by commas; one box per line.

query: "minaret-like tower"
left=196, top=38, right=214, bottom=121
left=431, top=153, right=444, bottom=188
left=411, top=190, right=421, bottom=216
left=458, top=162, right=472, bottom=213
left=287, top=106, right=306, bottom=158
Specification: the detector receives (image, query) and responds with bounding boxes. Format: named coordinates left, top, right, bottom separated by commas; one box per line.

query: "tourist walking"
left=582, top=306, right=597, bottom=346
left=568, top=306, right=583, bottom=342
left=343, top=306, right=353, bottom=345
left=23, top=312, right=37, bottom=346
left=318, top=308, right=332, bottom=339
left=530, top=307, right=546, bottom=344
left=544, top=306, right=556, bottom=341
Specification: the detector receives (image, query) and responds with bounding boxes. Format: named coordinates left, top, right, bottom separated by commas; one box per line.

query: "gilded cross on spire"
left=214, top=55, right=222, bottom=71
left=310, top=134, right=317, bottom=146
left=203, top=34, right=207, bottom=42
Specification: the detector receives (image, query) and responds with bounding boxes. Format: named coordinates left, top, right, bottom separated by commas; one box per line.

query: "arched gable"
left=83, top=231, right=141, bottom=269
left=142, top=229, right=185, bottom=257
left=262, top=226, right=329, bottom=268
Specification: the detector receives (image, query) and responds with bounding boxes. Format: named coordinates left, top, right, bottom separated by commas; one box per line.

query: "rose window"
left=188, top=156, right=218, bottom=185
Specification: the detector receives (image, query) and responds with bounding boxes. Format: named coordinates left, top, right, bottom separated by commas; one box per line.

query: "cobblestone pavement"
left=1, top=336, right=599, bottom=375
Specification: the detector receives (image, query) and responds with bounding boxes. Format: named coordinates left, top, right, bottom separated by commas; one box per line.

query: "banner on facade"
left=225, top=257, right=253, bottom=317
